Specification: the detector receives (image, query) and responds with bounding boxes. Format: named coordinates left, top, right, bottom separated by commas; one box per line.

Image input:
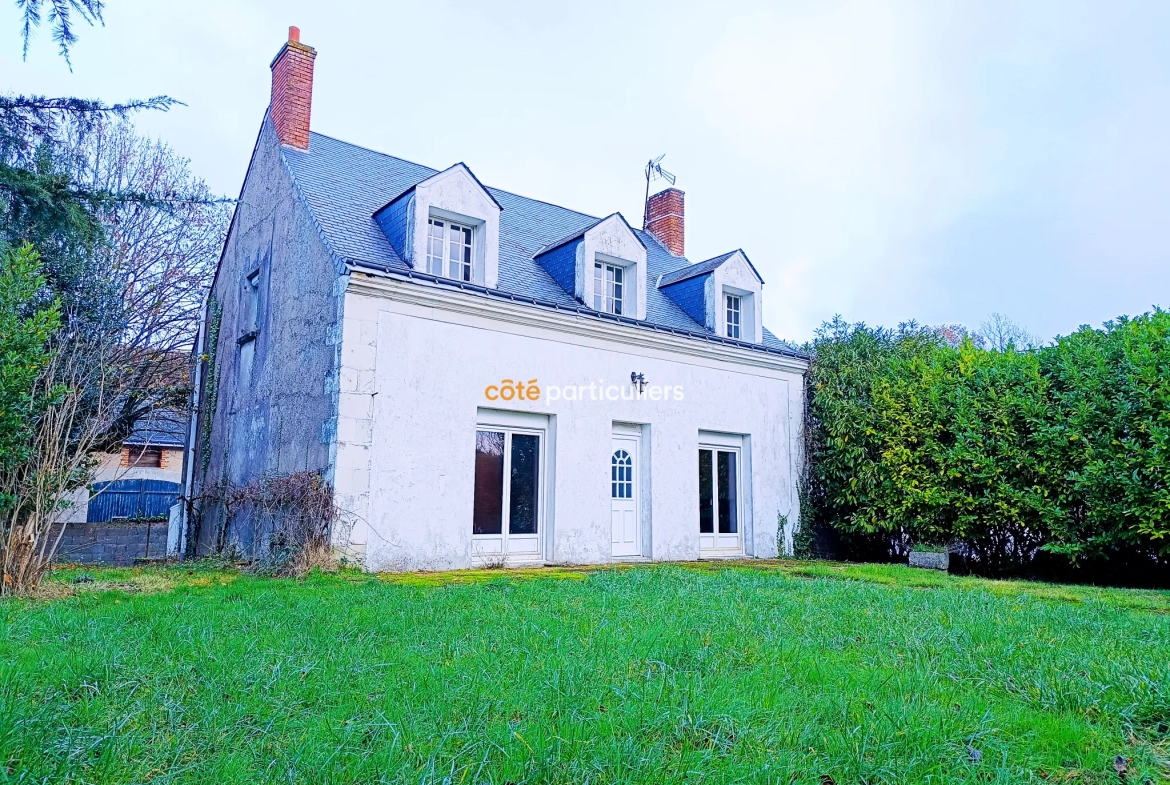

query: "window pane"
left=612, top=450, right=632, bottom=499
left=127, top=446, right=162, bottom=469
left=718, top=451, right=738, bottom=533
left=509, top=434, right=540, bottom=534
left=594, top=264, right=603, bottom=310
left=473, top=431, right=505, bottom=535
left=699, top=449, right=714, bottom=533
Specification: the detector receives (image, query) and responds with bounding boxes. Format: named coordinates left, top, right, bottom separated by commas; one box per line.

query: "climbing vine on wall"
left=199, top=297, right=222, bottom=473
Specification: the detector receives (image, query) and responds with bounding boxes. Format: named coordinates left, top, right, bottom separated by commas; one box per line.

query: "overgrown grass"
left=1, top=561, right=1167, bottom=783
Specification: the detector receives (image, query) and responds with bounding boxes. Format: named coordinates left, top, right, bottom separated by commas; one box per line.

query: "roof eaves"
left=348, top=261, right=809, bottom=361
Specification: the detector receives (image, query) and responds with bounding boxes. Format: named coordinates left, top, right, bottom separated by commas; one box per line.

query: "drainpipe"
left=169, top=291, right=210, bottom=558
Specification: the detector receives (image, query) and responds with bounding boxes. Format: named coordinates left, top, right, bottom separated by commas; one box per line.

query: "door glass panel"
left=612, top=450, right=632, bottom=499
left=508, top=434, right=540, bottom=534
left=473, top=431, right=504, bottom=535
left=718, top=451, right=737, bottom=533
left=699, top=449, right=714, bottom=533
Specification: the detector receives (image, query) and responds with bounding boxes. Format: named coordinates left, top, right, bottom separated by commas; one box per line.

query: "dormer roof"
left=534, top=212, right=644, bottom=259
left=658, top=249, right=765, bottom=288
left=372, top=161, right=504, bottom=219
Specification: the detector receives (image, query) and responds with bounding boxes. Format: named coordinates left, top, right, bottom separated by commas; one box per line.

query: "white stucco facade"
left=331, top=273, right=806, bottom=572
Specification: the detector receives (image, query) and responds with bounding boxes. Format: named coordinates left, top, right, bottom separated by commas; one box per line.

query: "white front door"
left=610, top=435, right=640, bottom=557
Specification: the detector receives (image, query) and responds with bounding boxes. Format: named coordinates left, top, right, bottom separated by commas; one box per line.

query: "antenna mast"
left=642, top=154, right=677, bottom=229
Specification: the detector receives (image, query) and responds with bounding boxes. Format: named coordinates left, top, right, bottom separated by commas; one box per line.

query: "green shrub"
left=805, top=311, right=1170, bottom=569
left=0, top=244, right=60, bottom=510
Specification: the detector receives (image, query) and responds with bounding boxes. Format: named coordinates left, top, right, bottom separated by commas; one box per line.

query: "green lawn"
left=1, top=562, right=1168, bottom=784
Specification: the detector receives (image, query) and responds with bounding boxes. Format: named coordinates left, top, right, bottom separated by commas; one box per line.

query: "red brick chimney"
left=645, top=188, right=685, bottom=256
left=269, top=26, right=316, bottom=150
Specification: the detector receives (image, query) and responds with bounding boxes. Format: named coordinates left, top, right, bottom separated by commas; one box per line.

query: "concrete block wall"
left=54, top=520, right=170, bottom=565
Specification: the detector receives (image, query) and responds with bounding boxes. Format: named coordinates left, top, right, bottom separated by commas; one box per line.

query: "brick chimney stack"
left=645, top=188, right=685, bottom=257
left=269, top=26, right=317, bottom=150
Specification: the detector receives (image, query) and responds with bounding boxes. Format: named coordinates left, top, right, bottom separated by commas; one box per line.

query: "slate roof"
left=280, top=132, right=801, bottom=356
left=124, top=409, right=187, bottom=448
left=534, top=212, right=644, bottom=258
left=658, top=250, right=765, bottom=288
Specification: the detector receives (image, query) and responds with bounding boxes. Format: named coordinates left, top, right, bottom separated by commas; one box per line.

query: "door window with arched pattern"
left=612, top=450, right=633, bottom=499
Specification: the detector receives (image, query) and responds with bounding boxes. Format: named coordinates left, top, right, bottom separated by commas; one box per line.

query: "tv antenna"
left=642, top=154, right=677, bottom=228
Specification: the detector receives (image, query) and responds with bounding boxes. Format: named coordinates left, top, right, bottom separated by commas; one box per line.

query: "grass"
left=1, top=561, right=1167, bottom=784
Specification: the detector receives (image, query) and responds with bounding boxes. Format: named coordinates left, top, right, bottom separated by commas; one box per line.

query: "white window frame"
left=593, top=261, right=624, bottom=315
left=471, top=419, right=547, bottom=564
left=427, top=217, right=474, bottom=282
left=726, top=294, right=741, bottom=339
left=697, top=437, right=745, bottom=558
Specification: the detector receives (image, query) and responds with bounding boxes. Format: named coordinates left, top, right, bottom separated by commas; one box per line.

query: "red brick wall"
left=270, top=35, right=317, bottom=150
left=645, top=188, right=685, bottom=257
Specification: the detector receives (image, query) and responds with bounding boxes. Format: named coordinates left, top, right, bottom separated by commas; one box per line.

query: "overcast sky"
left=4, top=0, right=1168, bottom=343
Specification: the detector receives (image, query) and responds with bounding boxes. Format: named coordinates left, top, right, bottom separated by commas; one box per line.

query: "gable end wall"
left=190, top=117, right=344, bottom=557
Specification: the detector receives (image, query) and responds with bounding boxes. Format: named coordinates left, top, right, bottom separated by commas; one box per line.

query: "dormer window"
left=427, top=217, right=473, bottom=282
left=374, top=163, right=503, bottom=288
left=534, top=213, right=647, bottom=321
left=726, top=294, right=741, bottom=339
left=658, top=250, right=764, bottom=344
left=594, top=262, right=624, bottom=315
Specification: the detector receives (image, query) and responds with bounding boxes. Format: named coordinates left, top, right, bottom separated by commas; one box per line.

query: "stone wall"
left=54, top=520, right=170, bottom=565
left=189, top=117, right=344, bottom=558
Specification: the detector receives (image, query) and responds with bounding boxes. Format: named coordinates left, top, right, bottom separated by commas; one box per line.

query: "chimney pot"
left=269, top=27, right=317, bottom=150
left=645, top=188, right=685, bottom=257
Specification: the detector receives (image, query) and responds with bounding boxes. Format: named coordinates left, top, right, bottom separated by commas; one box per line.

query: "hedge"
left=802, top=311, right=1170, bottom=582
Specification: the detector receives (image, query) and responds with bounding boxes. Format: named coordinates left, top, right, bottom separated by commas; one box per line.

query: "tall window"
left=726, top=294, right=741, bottom=339
left=242, top=270, right=261, bottom=338
left=698, top=448, right=738, bottom=535
left=473, top=429, right=541, bottom=537
left=593, top=263, right=623, bottom=315
left=427, top=217, right=473, bottom=282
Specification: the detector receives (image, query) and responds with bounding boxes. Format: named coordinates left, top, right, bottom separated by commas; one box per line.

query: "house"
left=177, top=28, right=808, bottom=571
left=56, top=410, right=186, bottom=564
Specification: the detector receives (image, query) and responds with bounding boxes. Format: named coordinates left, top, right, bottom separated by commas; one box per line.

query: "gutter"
left=170, top=290, right=210, bottom=559
left=346, top=260, right=809, bottom=362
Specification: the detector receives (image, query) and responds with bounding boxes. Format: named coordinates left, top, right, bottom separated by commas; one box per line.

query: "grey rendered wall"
left=191, top=117, right=343, bottom=556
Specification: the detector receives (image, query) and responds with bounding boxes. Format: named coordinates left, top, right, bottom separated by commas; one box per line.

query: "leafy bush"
left=805, top=312, right=1170, bottom=578
left=0, top=244, right=60, bottom=509
left=1040, top=311, right=1170, bottom=557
